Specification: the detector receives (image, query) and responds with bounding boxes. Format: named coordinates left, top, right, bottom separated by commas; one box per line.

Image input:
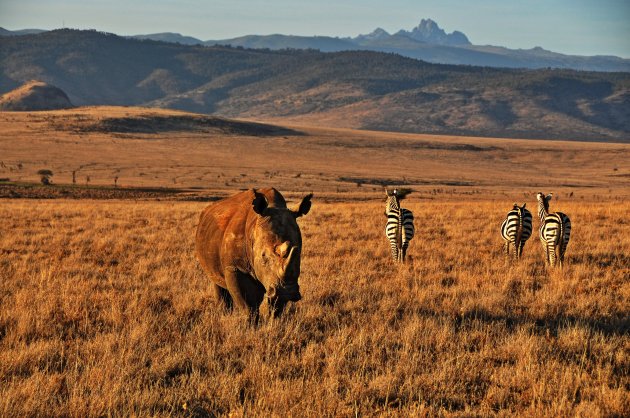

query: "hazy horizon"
left=1, top=0, right=629, bottom=58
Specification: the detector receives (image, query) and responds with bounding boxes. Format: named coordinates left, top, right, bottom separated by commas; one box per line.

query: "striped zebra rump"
left=539, top=212, right=571, bottom=266
left=384, top=190, right=415, bottom=263
left=400, top=208, right=415, bottom=251
left=386, top=211, right=397, bottom=260
left=385, top=208, right=415, bottom=262
left=501, top=204, right=532, bottom=260
left=536, top=192, right=572, bottom=267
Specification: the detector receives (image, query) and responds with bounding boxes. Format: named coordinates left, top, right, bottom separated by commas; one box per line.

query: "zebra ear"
left=522, top=203, right=526, bottom=208
left=546, top=194, right=553, bottom=201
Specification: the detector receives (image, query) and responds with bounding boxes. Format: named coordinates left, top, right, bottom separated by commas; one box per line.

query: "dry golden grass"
left=1, top=197, right=628, bottom=417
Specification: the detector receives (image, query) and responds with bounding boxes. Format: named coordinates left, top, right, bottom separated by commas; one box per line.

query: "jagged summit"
left=396, top=18, right=471, bottom=46
left=354, top=27, right=390, bottom=42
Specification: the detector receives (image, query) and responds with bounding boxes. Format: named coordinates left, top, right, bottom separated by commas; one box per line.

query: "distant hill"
left=0, top=27, right=47, bottom=37
left=207, top=34, right=358, bottom=52
left=0, top=80, right=73, bottom=111
left=129, top=32, right=204, bottom=45
left=1, top=29, right=628, bottom=141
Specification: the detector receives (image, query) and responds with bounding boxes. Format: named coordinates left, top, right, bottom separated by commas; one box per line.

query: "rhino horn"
left=285, top=245, right=299, bottom=266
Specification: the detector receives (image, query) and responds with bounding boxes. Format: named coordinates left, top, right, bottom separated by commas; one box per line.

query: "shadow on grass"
left=449, top=306, right=629, bottom=338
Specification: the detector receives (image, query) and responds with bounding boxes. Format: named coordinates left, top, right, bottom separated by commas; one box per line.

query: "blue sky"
left=1, top=0, right=629, bottom=57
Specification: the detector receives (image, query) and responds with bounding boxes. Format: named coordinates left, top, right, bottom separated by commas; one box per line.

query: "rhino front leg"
left=224, top=266, right=250, bottom=311
left=211, top=283, right=233, bottom=310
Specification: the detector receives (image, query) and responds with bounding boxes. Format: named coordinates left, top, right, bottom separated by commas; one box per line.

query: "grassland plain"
left=0, top=196, right=628, bottom=417
left=1, top=107, right=629, bottom=195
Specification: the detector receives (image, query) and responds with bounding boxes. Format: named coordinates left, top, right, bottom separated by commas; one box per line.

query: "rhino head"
left=249, top=190, right=312, bottom=316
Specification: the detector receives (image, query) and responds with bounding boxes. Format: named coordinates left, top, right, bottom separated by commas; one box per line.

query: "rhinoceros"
left=195, top=188, right=312, bottom=319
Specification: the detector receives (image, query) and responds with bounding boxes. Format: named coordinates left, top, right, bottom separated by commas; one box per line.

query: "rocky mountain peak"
left=354, top=27, right=391, bottom=42
left=401, top=18, right=471, bottom=46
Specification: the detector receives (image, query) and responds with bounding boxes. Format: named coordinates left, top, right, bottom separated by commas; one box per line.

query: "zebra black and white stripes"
left=536, top=192, right=571, bottom=267
left=385, top=189, right=415, bottom=263
left=501, top=203, right=533, bottom=261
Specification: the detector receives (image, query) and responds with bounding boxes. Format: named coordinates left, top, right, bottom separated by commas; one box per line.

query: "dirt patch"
left=338, top=176, right=475, bottom=187
left=72, top=115, right=302, bottom=137
left=322, top=139, right=499, bottom=151
left=0, top=183, right=220, bottom=201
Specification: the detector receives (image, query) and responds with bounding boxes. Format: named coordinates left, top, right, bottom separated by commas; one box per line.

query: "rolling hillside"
left=1, top=29, right=629, bottom=141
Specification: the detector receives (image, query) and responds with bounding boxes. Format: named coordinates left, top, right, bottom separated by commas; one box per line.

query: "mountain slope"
left=1, top=29, right=628, bottom=141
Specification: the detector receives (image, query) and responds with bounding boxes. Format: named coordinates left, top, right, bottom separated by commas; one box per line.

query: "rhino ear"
left=252, top=191, right=268, bottom=215
left=293, top=193, right=312, bottom=218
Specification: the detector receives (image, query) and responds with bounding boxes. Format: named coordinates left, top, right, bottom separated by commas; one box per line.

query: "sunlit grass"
left=0, top=198, right=628, bottom=416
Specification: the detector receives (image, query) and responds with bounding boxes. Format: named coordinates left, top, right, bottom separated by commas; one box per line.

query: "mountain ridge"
left=1, top=29, right=628, bottom=142
left=2, top=20, right=629, bottom=72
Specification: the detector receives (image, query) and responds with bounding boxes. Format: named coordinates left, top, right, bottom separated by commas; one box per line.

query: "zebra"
left=385, top=188, right=415, bottom=263
left=500, top=203, right=533, bottom=261
left=536, top=192, right=571, bottom=267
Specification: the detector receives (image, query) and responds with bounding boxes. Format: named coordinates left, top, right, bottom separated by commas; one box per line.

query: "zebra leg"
left=512, top=238, right=519, bottom=261
left=548, top=244, right=557, bottom=267
left=402, top=244, right=408, bottom=263
left=541, top=241, right=548, bottom=265
left=503, top=241, right=509, bottom=258
left=389, top=242, right=397, bottom=262
left=558, top=242, right=566, bottom=268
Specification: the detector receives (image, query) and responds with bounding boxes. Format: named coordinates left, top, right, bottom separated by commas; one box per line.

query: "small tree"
left=37, top=169, right=53, bottom=185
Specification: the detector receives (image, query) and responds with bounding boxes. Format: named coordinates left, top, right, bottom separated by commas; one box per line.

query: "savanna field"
left=1, top=196, right=628, bottom=417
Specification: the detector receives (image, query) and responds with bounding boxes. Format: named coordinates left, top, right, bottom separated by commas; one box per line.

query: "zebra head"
left=536, top=192, right=552, bottom=219
left=513, top=202, right=527, bottom=215
left=385, top=188, right=400, bottom=214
